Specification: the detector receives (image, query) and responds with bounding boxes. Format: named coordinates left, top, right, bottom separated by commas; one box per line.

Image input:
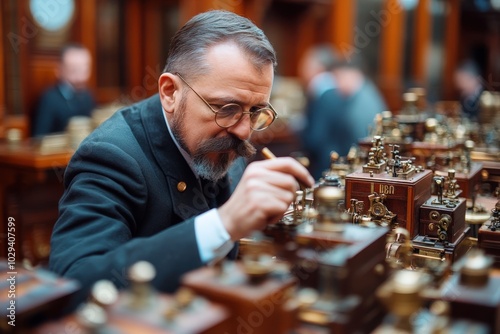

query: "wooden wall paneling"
left=329, top=0, right=355, bottom=59
left=90, top=1, right=133, bottom=104
left=209, top=0, right=245, bottom=16
left=379, top=0, right=406, bottom=112
left=0, top=0, right=27, bottom=138
left=26, top=56, right=59, bottom=120
left=18, top=0, right=33, bottom=134
left=94, top=0, right=126, bottom=103
left=179, top=0, right=245, bottom=25
left=442, top=0, right=460, bottom=100
left=488, top=29, right=500, bottom=91
left=124, top=0, right=145, bottom=103
left=143, top=1, right=168, bottom=100
left=412, top=0, right=431, bottom=87
left=295, top=5, right=327, bottom=76
left=0, top=1, right=5, bottom=130
left=244, top=0, right=272, bottom=26
left=78, top=0, right=97, bottom=90
left=179, top=0, right=199, bottom=24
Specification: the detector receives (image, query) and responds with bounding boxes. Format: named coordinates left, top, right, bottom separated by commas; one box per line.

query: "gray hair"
left=163, top=10, right=277, bottom=79
left=307, top=44, right=339, bottom=71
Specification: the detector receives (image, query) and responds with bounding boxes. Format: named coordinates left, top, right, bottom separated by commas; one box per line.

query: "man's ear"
left=158, top=73, right=178, bottom=113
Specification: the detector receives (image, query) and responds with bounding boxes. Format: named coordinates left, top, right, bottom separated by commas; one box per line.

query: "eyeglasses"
left=175, top=72, right=278, bottom=131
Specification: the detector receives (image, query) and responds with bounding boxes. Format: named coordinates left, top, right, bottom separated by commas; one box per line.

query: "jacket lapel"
left=139, top=95, right=211, bottom=220
left=138, top=95, right=246, bottom=221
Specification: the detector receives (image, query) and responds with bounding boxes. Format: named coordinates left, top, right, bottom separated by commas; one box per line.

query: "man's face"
left=333, top=67, right=361, bottom=97
left=454, top=71, right=479, bottom=96
left=298, top=51, right=322, bottom=87
left=169, top=42, right=274, bottom=181
left=59, top=49, right=92, bottom=90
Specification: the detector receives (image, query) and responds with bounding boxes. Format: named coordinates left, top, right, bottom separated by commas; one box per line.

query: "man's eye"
left=218, top=104, right=241, bottom=117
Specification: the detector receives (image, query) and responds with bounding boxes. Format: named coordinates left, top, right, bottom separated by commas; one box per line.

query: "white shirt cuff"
left=194, top=209, right=234, bottom=264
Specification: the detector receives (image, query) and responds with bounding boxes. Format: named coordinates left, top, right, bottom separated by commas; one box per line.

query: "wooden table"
left=0, top=140, right=73, bottom=266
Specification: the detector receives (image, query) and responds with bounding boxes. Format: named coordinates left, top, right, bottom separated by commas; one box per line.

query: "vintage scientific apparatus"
left=345, top=138, right=433, bottom=237
left=478, top=191, right=500, bottom=267
left=33, top=261, right=231, bottom=333
left=374, top=268, right=490, bottom=333
left=291, top=184, right=389, bottom=333
left=440, top=249, right=500, bottom=333
left=182, top=238, right=298, bottom=334
left=412, top=174, right=473, bottom=264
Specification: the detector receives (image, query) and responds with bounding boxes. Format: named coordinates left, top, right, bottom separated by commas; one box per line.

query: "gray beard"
left=170, top=94, right=255, bottom=182
left=191, top=151, right=233, bottom=182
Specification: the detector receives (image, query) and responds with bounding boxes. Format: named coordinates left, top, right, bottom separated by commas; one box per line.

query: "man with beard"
left=49, top=10, right=314, bottom=303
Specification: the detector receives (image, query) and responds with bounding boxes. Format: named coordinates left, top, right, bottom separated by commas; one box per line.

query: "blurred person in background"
left=330, top=55, right=387, bottom=156
left=298, top=44, right=342, bottom=180
left=454, top=60, right=484, bottom=122
left=300, top=51, right=387, bottom=180
left=31, top=43, right=96, bottom=137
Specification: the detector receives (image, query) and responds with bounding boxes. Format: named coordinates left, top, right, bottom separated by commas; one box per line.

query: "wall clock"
left=29, top=0, right=75, bottom=32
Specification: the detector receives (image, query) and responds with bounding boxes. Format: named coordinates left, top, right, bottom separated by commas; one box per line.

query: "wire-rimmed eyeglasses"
left=175, top=72, right=278, bottom=131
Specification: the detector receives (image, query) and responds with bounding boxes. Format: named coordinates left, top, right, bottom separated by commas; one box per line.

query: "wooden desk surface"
left=0, top=140, right=73, bottom=170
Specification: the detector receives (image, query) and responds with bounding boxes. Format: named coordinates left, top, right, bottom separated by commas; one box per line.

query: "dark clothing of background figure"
left=49, top=94, right=244, bottom=305
left=342, top=79, right=386, bottom=150
left=302, top=80, right=386, bottom=180
left=300, top=72, right=337, bottom=181
left=302, top=88, right=342, bottom=180
left=32, top=82, right=96, bottom=137
left=460, top=87, right=484, bottom=122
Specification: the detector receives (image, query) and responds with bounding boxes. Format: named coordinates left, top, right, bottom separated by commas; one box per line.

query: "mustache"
left=195, top=136, right=256, bottom=159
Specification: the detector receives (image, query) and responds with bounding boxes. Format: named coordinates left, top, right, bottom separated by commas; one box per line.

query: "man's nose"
left=226, top=114, right=252, bottom=140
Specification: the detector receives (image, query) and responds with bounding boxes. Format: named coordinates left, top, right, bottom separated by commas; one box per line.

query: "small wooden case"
left=412, top=227, right=474, bottom=264
left=0, top=262, right=80, bottom=333
left=419, top=196, right=467, bottom=243
left=434, top=162, right=483, bottom=199
left=345, top=169, right=433, bottom=237
left=292, top=225, right=389, bottom=334
left=478, top=221, right=500, bottom=267
left=181, top=262, right=298, bottom=334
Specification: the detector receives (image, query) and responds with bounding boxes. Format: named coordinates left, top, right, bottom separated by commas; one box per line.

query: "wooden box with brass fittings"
left=478, top=200, right=500, bottom=267
left=291, top=185, right=389, bottom=297
left=411, top=226, right=474, bottom=264
left=440, top=250, right=500, bottom=334
left=434, top=162, right=483, bottom=199
left=33, top=261, right=231, bottom=334
left=181, top=261, right=299, bottom=334
left=0, top=261, right=80, bottom=333
left=345, top=169, right=433, bottom=237
left=292, top=224, right=389, bottom=334
left=374, top=269, right=490, bottom=334
left=418, top=195, right=467, bottom=243
left=33, top=285, right=231, bottom=334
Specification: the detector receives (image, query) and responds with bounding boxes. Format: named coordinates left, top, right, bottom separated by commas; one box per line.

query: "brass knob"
left=439, top=215, right=451, bottom=230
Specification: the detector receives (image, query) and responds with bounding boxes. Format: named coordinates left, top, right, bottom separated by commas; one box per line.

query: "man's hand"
left=217, top=157, right=314, bottom=241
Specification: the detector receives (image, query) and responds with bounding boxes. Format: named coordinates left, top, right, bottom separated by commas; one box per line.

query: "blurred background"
left=0, top=0, right=499, bottom=140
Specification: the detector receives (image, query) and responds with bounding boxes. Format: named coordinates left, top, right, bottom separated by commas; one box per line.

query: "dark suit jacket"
left=32, top=82, right=96, bottom=137
left=460, top=87, right=484, bottom=122
left=49, top=94, right=244, bottom=303
left=302, top=80, right=386, bottom=180
left=301, top=88, right=343, bottom=180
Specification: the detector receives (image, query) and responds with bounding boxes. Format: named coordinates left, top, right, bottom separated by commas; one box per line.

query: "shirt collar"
left=161, top=107, right=199, bottom=178
left=57, top=81, right=75, bottom=100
